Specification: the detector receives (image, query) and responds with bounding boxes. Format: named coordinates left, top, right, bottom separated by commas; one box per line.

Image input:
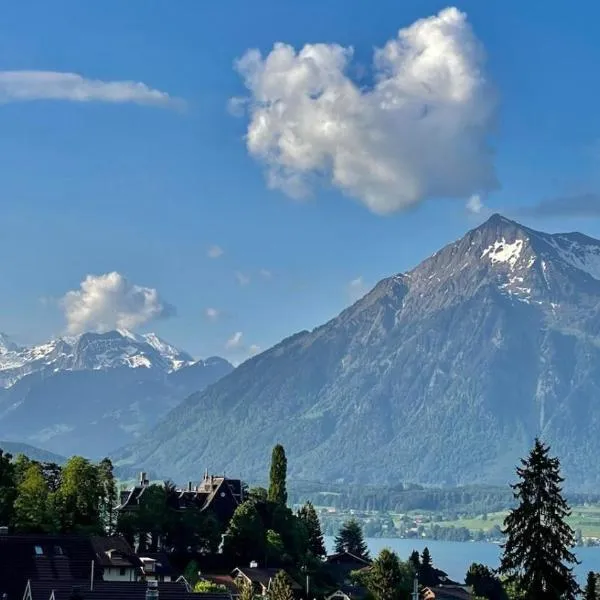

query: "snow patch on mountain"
left=481, top=238, right=524, bottom=269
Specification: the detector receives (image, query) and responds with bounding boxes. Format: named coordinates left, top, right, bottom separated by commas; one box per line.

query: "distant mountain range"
left=0, top=330, right=233, bottom=458
left=0, top=441, right=67, bottom=465
left=116, top=215, right=600, bottom=490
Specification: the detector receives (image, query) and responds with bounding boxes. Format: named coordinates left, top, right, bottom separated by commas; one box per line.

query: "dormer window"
left=54, top=545, right=64, bottom=556
left=34, top=545, right=44, bottom=556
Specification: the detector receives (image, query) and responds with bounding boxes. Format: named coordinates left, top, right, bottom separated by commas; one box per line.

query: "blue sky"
left=2, top=0, right=600, bottom=362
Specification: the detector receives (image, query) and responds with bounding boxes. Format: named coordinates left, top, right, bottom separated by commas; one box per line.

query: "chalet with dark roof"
left=323, top=551, right=372, bottom=600
left=118, top=471, right=244, bottom=525
left=231, top=566, right=303, bottom=598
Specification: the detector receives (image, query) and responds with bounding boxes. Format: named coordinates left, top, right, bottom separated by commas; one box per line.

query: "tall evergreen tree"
left=408, top=550, right=420, bottom=572
left=334, top=518, right=370, bottom=560
left=268, top=445, right=288, bottom=506
left=499, top=438, right=579, bottom=600
left=419, top=547, right=436, bottom=587
left=269, top=570, right=295, bottom=600
left=584, top=572, right=597, bottom=600
left=297, top=501, right=326, bottom=558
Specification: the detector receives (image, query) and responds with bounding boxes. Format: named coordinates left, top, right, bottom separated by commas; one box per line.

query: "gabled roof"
left=232, top=568, right=302, bottom=591
left=0, top=535, right=101, bottom=600
left=26, top=579, right=207, bottom=600
left=422, top=585, right=472, bottom=600
left=325, top=551, right=371, bottom=566
left=90, top=536, right=141, bottom=569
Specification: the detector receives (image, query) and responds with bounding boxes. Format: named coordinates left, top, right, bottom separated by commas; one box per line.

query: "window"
left=34, top=545, right=44, bottom=556
left=120, top=567, right=127, bottom=576
left=53, top=545, right=64, bottom=556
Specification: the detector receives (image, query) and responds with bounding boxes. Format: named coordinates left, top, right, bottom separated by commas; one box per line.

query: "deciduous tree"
left=13, top=463, right=51, bottom=532
left=223, top=501, right=265, bottom=564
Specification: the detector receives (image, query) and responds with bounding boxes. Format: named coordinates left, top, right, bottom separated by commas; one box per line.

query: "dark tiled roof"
left=89, top=536, right=141, bottom=569
left=325, top=552, right=371, bottom=566
left=0, top=534, right=101, bottom=600
left=27, top=580, right=208, bottom=600
left=233, top=568, right=302, bottom=591
left=423, top=585, right=472, bottom=600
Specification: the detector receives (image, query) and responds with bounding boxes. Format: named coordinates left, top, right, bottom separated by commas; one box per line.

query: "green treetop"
left=297, top=501, right=326, bottom=558
left=334, top=518, right=370, bottom=560
left=364, top=548, right=410, bottom=600
left=223, top=500, right=266, bottom=564
left=500, top=438, right=579, bottom=600
left=584, top=572, right=597, bottom=600
left=268, top=444, right=288, bottom=506
left=13, top=463, right=52, bottom=532
left=269, top=570, right=295, bottom=600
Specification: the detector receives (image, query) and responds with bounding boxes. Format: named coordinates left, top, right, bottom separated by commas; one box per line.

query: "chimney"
left=140, top=472, right=146, bottom=486
left=187, top=481, right=193, bottom=492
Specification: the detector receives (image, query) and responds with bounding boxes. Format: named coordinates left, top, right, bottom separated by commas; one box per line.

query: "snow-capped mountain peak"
left=0, top=329, right=197, bottom=388
left=0, top=333, right=20, bottom=354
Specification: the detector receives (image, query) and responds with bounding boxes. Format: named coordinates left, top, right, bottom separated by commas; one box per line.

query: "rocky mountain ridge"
left=116, top=215, right=600, bottom=490
left=0, top=330, right=233, bottom=458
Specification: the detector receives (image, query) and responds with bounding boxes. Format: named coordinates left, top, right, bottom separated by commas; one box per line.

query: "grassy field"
left=430, top=505, right=600, bottom=538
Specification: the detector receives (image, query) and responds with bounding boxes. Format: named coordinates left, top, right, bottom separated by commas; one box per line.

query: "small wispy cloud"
left=0, top=71, right=180, bottom=108
left=248, top=344, right=261, bottom=356
left=235, top=271, right=251, bottom=286
left=225, top=331, right=244, bottom=349
left=207, top=245, right=224, bottom=259
left=466, top=194, right=484, bottom=215
left=259, top=268, right=273, bottom=280
left=348, top=276, right=369, bottom=302
left=523, top=192, right=600, bottom=218
left=205, top=307, right=220, bottom=321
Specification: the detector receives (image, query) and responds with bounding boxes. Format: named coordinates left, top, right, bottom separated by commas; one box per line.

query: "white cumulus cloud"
left=60, top=272, right=174, bottom=334
left=225, top=331, right=244, bottom=349
left=233, top=7, right=497, bottom=215
left=0, top=71, right=179, bottom=108
left=248, top=344, right=261, bottom=356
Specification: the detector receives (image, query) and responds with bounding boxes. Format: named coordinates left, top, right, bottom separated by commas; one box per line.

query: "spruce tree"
left=419, top=547, right=436, bottom=587
left=584, top=572, right=597, bottom=600
left=499, top=438, right=579, bottom=600
left=297, top=501, right=326, bottom=558
left=268, top=445, right=288, bottom=506
left=269, top=570, right=295, bottom=600
left=408, top=550, right=420, bottom=572
left=334, top=518, right=370, bottom=560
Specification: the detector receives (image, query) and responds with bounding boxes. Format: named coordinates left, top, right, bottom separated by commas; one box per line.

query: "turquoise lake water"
left=324, top=537, right=600, bottom=585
